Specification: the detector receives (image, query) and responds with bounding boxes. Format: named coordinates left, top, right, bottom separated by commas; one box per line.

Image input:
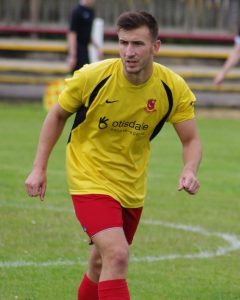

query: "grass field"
left=0, top=102, right=240, bottom=300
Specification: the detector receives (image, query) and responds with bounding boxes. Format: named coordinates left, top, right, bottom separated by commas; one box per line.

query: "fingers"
left=39, top=183, right=46, bottom=201
left=213, top=79, right=222, bottom=86
left=213, top=73, right=224, bottom=86
left=25, top=181, right=46, bottom=201
left=25, top=169, right=47, bottom=201
left=178, top=176, right=200, bottom=195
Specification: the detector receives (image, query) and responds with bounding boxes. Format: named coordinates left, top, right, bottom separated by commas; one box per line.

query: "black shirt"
left=69, top=4, right=95, bottom=45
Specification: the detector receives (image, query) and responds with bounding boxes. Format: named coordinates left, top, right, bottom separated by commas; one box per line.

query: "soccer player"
left=213, top=27, right=240, bottom=85
left=25, top=11, right=202, bottom=300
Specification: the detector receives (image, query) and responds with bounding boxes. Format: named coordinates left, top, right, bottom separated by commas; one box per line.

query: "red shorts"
left=72, top=194, right=142, bottom=245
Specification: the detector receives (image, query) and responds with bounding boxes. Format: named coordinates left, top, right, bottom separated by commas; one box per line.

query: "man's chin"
left=125, top=66, right=140, bottom=74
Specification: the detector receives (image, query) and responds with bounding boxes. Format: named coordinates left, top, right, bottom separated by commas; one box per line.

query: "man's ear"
left=153, top=39, right=161, bottom=54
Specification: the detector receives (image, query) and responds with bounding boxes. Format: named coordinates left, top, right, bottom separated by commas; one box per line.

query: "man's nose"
left=125, top=44, right=135, bottom=56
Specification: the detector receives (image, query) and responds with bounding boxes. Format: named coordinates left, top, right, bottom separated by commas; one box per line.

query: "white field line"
left=132, top=220, right=240, bottom=262
left=0, top=200, right=73, bottom=212
left=1, top=212, right=240, bottom=268
left=0, top=163, right=66, bottom=177
left=0, top=260, right=87, bottom=268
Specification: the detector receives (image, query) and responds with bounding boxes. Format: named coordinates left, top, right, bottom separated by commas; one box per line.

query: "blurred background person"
left=67, top=0, right=102, bottom=73
left=213, top=27, right=240, bottom=85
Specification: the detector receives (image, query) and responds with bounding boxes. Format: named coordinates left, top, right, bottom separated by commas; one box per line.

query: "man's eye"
left=119, top=41, right=128, bottom=45
left=134, top=42, right=144, bottom=46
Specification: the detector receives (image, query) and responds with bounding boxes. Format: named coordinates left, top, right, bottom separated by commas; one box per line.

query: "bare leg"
left=92, top=227, right=129, bottom=281
left=86, top=245, right=102, bottom=283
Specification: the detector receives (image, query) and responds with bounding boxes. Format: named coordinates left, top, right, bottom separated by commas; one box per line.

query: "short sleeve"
left=69, top=7, right=79, bottom=32
left=168, top=76, right=196, bottom=124
left=58, top=71, right=85, bottom=113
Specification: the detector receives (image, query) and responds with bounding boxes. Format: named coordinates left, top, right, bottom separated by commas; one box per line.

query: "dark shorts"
left=72, top=194, right=143, bottom=245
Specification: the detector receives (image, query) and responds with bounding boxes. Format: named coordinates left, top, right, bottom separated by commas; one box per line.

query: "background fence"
left=0, top=0, right=239, bottom=33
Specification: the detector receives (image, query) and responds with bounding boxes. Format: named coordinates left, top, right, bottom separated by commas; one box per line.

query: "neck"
left=123, top=65, right=153, bottom=85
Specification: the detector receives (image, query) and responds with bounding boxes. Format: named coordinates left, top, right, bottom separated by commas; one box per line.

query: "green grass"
left=0, top=103, right=240, bottom=300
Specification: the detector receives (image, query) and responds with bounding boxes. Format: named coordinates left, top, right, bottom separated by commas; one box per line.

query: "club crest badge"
left=144, top=99, right=157, bottom=113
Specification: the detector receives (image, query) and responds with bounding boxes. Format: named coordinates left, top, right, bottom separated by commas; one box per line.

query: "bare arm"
left=67, top=31, right=78, bottom=72
left=173, top=119, right=202, bottom=195
left=25, top=103, right=72, bottom=200
left=213, top=44, right=240, bottom=85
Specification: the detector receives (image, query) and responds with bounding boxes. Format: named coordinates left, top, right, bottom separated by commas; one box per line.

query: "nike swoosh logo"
left=106, top=100, right=118, bottom=104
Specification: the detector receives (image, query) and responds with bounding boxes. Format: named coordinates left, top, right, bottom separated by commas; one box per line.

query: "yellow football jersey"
left=58, top=59, right=195, bottom=208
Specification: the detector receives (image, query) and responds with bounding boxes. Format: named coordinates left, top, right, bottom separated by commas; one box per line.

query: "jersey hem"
left=69, top=190, right=144, bottom=208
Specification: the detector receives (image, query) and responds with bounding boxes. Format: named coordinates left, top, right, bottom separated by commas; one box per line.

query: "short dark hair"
left=116, top=11, right=159, bottom=41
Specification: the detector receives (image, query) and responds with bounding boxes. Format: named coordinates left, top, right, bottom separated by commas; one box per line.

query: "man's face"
left=118, top=26, right=160, bottom=76
left=82, top=0, right=95, bottom=7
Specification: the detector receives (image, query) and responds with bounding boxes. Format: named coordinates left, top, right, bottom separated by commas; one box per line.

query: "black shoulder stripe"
left=150, top=80, right=173, bottom=141
left=89, top=75, right=111, bottom=106
left=67, top=75, right=111, bottom=143
left=71, top=75, right=111, bottom=130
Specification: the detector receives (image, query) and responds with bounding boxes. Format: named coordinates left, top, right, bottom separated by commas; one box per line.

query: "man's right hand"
left=25, top=168, right=47, bottom=201
left=213, top=71, right=225, bottom=86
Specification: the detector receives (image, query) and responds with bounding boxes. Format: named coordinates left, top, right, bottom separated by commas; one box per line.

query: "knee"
left=89, top=255, right=102, bottom=277
left=104, top=246, right=129, bottom=271
left=87, top=255, right=102, bottom=283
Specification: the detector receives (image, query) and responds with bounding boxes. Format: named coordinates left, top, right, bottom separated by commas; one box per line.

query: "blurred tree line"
left=0, top=0, right=239, bottom=33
